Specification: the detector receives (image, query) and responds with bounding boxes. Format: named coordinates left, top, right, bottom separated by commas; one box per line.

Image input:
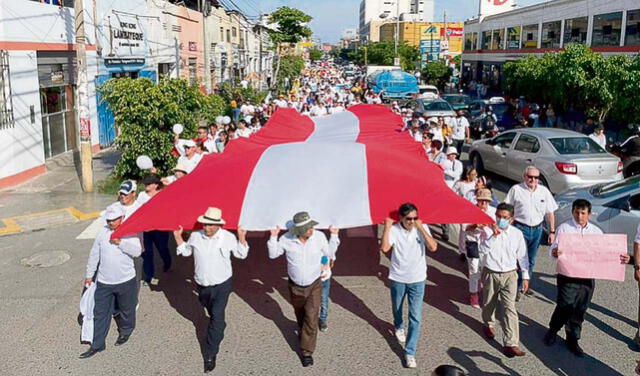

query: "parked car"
left=408, top=98, right=456, bottom=118
left=442, top=94, right=471, bottom=111
left=468, top=100, right=517, bottom=132
left=418, top=84, right=439, bottom=99
left=553, top=176, right=640, bottom=250
left=468, top=128, right=623, bottom=194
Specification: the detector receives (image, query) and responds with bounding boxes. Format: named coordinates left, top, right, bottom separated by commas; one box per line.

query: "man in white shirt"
left=588, top=125, right=607, bottom=150
left=479, top=202, right=529, bottom=358
left=505, top=166, right=558, bottom=299
left=268, top=212, right=340, bottom=368
left=450, top=110, right=470, bottom=159
left=380, top=203, right=437, bottom=369
left=116, top=180, right=145, bottom=294
left=463, top=189, right=496, bottom=308
left=543, top=199, right=629, bottom=357
left=177, top=139, right=203, bottom=173
left=80, top=204, right=142, bottom=359
left=440, top=147, right=463, bottom=189
left=274, top=95, right=288, bottom=108
left=173, top=207, right=248, bottom=373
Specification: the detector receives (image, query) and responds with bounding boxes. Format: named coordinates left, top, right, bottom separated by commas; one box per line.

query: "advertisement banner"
left=105, top=12, right=147, bottom=66
left=480, top=0, right=515, bottom=17
left=420, top=24, right=441, bottom=39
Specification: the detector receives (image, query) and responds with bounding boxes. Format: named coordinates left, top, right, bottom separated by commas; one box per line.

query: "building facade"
left=462, top=0, right=640, bottom=90
left=379, top=21, right=464, bottom=65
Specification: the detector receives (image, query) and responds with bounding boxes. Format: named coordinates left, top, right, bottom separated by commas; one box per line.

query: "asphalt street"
left=0, top=172, right=638, bottom=376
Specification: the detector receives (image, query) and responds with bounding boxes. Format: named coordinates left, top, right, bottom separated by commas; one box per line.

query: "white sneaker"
left=405, top=354, right=417, bottom=368
left=395, top=328, right=406, bottom=343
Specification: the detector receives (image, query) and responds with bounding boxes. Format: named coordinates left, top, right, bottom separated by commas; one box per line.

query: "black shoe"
left=204, top=356, right=216, bottom=373
left=525, top=289, right=534, bottom=296
left=319, top=320, right=328, bottom=332
left=459, top=253, right=467, bottom=262
left=567, top=340, right=585, bottom=357
left=114, top=334, right=130, bottom=346
left=543, top=330, right=557, bottom=346
left=301, top=355, right=314, bottom=367
left=79, top=348, right=103, bottom=359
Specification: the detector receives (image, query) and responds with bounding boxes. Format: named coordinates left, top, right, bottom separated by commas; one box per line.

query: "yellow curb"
left=0, top=207, right=100, bottom=236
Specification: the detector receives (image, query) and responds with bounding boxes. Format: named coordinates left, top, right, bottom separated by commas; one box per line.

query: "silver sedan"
left=553, top=176, right=640, bottom=250
left=468, top=128, right=623, bottom=194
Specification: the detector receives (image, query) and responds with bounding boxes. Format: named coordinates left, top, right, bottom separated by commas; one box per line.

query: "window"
left=592, top=12, right=623, bottom=47
left=226, top=29, right=231, bottom=42
left=220, top=27, right=224, bottom=40
left=563, top=17, right=588, bottom=45
left=0, top=51, right=13, bottom=130
left=514, top=134, right=540, bottom=153
left=549, top=137, right=606, bottom=155
left=522, top=24, right=539, bottom=48
left=232, top=27, right=237, bottom=38
left=422, top=101, right=453, bottom=111
left=472, top=32, right=478, bottom=49
left=625, top=9, right=640, bottom=46
left=481, top=31, right=492, bottom=50
left=493, top=132, right=516, bottom=148
left=188, top=58, right=197, bottom=86
left=491, top=29, right=504, bottom=50
left=541, top=21, right=561, bottom=48
left=465, top=33, right=473, bottom=50
left=506, top=26, right=521, bottom=49
left=31, top=0, right=74, bottom=6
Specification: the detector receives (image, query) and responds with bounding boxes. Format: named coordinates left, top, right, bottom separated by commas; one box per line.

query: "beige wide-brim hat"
left=173, top=163, right=188, bottom=174
left=197, top=207, right=226, bottom=225
left=290, top=211, right=318, bottom=236
left=476, top=189, right=493, bottom=202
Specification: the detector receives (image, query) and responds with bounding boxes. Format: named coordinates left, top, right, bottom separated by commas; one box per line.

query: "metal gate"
left=95, top=74, right=116, bottom=147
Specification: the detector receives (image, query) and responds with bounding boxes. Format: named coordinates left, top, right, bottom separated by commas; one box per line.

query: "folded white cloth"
left=79, top=282, right=97, bottom=343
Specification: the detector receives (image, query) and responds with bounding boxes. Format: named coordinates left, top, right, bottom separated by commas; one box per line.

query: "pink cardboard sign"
left=557, top=233, right=627, bottom=282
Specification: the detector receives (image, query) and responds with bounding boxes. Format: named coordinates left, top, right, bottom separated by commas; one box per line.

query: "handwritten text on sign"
left=557, top=233, right=626, bottom=282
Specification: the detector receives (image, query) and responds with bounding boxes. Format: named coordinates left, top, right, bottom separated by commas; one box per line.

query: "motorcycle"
left=610, top=141, right=640, bottom=177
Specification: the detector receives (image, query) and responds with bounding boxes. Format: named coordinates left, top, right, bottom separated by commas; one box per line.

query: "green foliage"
left=217, top=82, right=268, bottom=105
left=267, top=7, right=313, bottom=45
left=503, top=44, right=640, bottom=124
left=275, top=55, right=305, bottom=90
left=308, top=48, right=323, bottom=62
left=421, top=61, right=452, bottom=89
left=99, top=77, right=225, bottom=179
left=346, top=42, right=420, bottom=70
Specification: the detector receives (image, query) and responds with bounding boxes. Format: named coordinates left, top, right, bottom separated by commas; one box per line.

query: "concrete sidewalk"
left=0, top=148, right=119, bottom=236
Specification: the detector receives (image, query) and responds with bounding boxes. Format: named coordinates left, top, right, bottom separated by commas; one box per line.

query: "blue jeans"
left=320, top=278, right=331, bottom=323
left=513, top=222, right=543, bottom=289
left=390, top=280, right=425, bottom=356
left=142, top=231, right=172, bottom=282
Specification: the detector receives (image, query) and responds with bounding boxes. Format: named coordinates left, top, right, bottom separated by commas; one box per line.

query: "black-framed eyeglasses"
left=404, top=217, right=418, bottom=221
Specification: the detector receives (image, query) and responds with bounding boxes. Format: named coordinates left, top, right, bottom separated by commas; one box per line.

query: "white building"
left=359, top=0, right=412, bottom=41
left=462, top=0, right=640, bottom=91
left=412, top=0, right=435, bottom=22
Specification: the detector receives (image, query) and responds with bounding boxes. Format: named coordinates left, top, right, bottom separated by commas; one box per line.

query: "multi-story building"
left=379, top=21, right=464, bottom=65
left=462, top=0, right=640, bottom=91
left=359, top=0, right=436, bottom=42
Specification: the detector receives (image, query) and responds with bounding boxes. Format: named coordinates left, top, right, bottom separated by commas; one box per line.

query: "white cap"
left=446, top=146, right=458, bottom=155
left=183, top=139, right=196, bottom=148
left=104, top=203, right=125, bottom=221
left=428, top=117, right=439, bottom=124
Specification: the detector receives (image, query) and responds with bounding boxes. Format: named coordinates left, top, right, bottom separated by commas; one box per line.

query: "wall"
left=175, top=5, right=204, bottom=86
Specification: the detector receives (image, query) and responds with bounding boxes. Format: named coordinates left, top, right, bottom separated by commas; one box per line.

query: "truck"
left=368, top=70, right=419, bottom=104
left=365, top=65, right=400, bottom=77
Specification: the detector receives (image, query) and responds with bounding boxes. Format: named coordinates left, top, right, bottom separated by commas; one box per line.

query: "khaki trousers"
left=289, top=278, right=322, bottom=356
left=482, top=269, right=520, bottom=347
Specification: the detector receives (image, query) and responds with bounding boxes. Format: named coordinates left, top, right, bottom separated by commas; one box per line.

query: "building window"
left=464, top=33, right=473, bottom=50
left=592, top=11, right=623, bottom=46
left=226, top=29, right=231, bottom=42
left=0, top=51, right=13, bottom=130
left=563, top=17, right=588, bottom=45
left=220, top=27, right=224, bottom=40
left=232, top=27, right=237, bottom=38
left=523, top=24, right=539, bottom=48
left=506, top=26, right=521, bottom=49
left=481, top=31, right=492, bottom=50
left=491, top=29, right=504, bottom=50
left=625, top=9, right=640, bottom=46
left=31, top=0, right=74, bottom=6
left=541, top=21, right=561, bottom=48
left=188, top=58, right=197, bottom=86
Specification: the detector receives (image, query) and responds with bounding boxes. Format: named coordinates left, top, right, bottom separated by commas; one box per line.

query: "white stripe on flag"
left=238, top=111, right=372, bottom=230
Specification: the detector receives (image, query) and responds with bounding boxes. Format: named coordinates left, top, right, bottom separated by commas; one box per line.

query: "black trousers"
left=549, top=274, right=595, bottom=340
left=91, top=277, right=137, bottom=351
left=452, top=139, right=464, bottom=159
left=197, top=277, right=233, bottom=359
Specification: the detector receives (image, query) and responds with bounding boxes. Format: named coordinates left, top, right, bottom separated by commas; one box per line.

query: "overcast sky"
left=239, top=0, right=548, bottom=42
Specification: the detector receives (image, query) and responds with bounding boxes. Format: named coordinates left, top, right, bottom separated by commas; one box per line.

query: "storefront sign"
left=105, top=12, right=147, bottom=66
left=51, top=70, right=64, bottom=84
left=189, top=42, right=197, bottom=52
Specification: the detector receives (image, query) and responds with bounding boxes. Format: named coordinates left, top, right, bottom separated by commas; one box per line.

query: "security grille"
left=0, top=50, right=14, bottom=130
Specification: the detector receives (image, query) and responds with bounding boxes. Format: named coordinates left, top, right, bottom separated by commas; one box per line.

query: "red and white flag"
left=114, top=104, right=492, bottom=237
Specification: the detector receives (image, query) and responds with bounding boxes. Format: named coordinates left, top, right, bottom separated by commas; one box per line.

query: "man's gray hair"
left=524, top=165, right=539, bottom=175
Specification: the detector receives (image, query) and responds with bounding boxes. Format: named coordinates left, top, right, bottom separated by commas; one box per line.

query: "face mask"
left=497, top=218, right=510, bottom=229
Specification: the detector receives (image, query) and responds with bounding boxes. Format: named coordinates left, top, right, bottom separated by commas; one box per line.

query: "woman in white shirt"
left=454, top=167, right=478, bottom=198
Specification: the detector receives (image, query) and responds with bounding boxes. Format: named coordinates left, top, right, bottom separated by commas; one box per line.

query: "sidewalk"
left=0, top=148, right=119, bottom=236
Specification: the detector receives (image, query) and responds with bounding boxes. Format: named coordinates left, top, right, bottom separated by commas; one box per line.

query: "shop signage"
left=189, top=42, right=197, bottom=52
left=105, top=12, right=147, bottom=66
left=51, top=70, right=64, bottom=84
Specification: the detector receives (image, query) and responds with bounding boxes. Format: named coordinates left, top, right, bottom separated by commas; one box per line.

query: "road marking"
left=0, top=207, right=100, bottom=237
left=76, top=217, right=104, bottom=240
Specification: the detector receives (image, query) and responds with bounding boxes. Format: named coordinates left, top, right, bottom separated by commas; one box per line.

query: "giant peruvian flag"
left=114, top=104, right=492, bottom=237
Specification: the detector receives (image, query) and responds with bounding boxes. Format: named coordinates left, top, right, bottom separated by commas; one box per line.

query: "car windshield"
left=422, top=101, right=452, bottom=111
left=591, top=176, right=640, bottom=197
left=548, top=137, right=606, bottom=154
left=444, top=96, right=469, bottom=105
left=491, top=103, right=509, bottom=116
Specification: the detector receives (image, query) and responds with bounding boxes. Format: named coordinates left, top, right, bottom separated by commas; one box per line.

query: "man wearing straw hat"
left=173, top=207, right=248, bottom=373
left=268, top=212, right=340, bottom=367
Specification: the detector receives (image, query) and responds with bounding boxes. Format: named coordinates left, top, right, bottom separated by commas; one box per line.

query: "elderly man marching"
left=80, top=203, right=142, bottom=359
left=504, top=166, right=558, bottom=300
left=479, top=203, right=530, bottom=358
left=173, top=207, right=248, bottom=373
left=268, top=212, right=340, bottom=367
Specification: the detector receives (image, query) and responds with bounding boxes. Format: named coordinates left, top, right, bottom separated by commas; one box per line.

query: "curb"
left=0, top=207, right=101, bottom=236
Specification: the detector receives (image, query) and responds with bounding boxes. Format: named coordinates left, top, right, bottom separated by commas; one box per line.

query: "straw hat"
left=197, top=207, right=226, bottom=225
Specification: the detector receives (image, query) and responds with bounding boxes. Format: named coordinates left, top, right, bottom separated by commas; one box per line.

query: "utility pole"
left=394, top=0, right=400, bottom=57
left=201, top=0, right=212, bottom=93
left=74, top=0, right=93, bottom=192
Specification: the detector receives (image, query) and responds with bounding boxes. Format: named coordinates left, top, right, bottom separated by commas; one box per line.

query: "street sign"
left=393, top=57, right=400, bottom=66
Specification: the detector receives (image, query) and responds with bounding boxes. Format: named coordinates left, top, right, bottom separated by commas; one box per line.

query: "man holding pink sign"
left=543, top=199, right=630, bottom=357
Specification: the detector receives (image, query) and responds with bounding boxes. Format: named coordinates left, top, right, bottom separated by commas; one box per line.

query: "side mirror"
left=604, top=195, right=631, bottom=212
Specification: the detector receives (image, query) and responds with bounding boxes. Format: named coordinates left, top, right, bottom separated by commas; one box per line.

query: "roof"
left=510, top=127, right=585, bottom=138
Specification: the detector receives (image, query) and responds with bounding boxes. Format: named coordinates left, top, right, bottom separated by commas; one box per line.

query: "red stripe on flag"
left=349, top=104, right=493, bottom=225
left=113, top=109, right=315, bottom=237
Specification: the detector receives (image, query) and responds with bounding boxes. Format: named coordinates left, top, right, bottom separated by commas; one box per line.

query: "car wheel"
left=471, top=153, right=484, bottom=174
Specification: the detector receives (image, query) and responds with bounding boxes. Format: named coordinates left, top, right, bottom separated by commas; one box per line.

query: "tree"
left=308, top=48, right=323, bottom=62
left=421, top=61, right=451, bottom=89
left=349, top=42, right=419, bottom=70
left=275, top=55, right=305, bottom=91
left=99, top=77, right=225, bottom=179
